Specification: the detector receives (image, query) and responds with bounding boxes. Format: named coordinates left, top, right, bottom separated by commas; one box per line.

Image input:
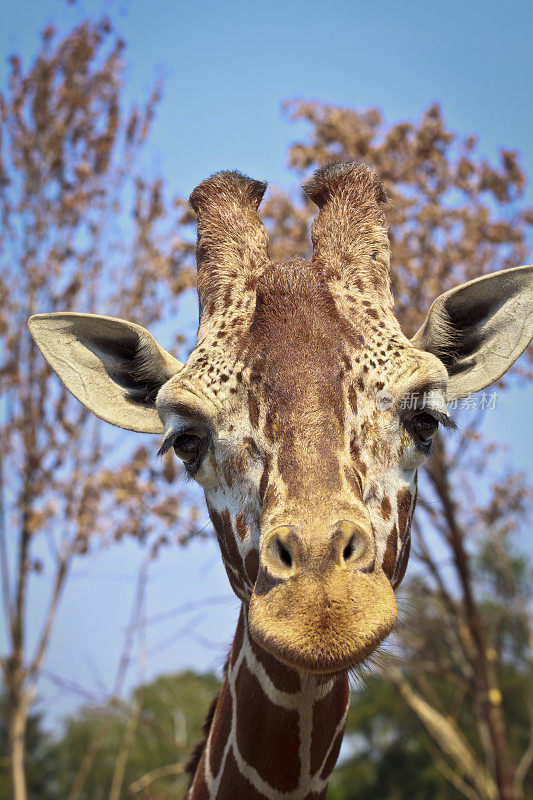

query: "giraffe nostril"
left=334, top=520, right=375, bottom=571
left=262, top=526, right=299, bottom=577
left=342, top=535, right=355, bottom=563
left=277, top=539, right=293, bottom=569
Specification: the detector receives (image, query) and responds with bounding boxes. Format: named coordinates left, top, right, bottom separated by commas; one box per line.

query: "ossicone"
left=303, top=162, right=388, bottom=209
left=188, top=170, right=271, bottom=326
left=303, top=162, right=392, bottom=305
left=190, top=170, right=268, bottom=215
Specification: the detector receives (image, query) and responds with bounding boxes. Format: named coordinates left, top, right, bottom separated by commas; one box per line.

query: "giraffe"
left=29, top=163, right=533, bottom=799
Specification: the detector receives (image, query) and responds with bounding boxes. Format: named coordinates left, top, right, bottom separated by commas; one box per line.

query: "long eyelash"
left=182, top=469, right=196, bottom=483
left=423, top=441, right=434, bottom=456
left=157, top=431, right=206, bottom=480
left=157, top=431, right=178, bottom=458
left=400, top=409, right=457, bottom=433
left=431, top=410, right=458, bottom=431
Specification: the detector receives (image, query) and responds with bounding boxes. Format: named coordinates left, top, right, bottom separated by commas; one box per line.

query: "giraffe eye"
left=401, top=407, right=456, bottom=457
left=173, top=433, right=205, bottom=468
left=409, top=412, right=439, bottom=448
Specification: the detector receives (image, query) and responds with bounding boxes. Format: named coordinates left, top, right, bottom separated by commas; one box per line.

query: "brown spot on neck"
left=235, top=511, right=247, bottom=542
left=350, top=442, right=368, bottom=478
left=397, top=486, right=414, bottom=541
left=311, top=679, right=349, bottom=775
left=244, top=549, right=259, bottom=585
left=208, top=681, right=232, bottom=777
left=392, top=533, right=411, bottom=589
left=382, top=524, right=398, bottom=578
left=259, top=461, right=269, bottom=504
left=223, top=459, right=234, bottom=488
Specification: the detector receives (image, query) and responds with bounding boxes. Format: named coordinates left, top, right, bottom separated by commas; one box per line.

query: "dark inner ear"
left=434, top=291, right=508, bottom=375
left=78, top=329, right=169, bottom=406
left=412, top=265, right=533, bottom=399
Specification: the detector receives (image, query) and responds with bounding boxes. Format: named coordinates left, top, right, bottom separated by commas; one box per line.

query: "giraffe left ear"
left=411, top=265, right=533, bottom=399
left=28, top=312, right=182, bottom=433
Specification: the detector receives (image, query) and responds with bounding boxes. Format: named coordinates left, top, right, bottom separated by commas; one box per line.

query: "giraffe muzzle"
left=248, top=519, right=397, bottom=674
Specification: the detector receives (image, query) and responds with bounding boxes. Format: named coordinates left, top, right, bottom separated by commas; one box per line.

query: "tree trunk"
left=7, top=687, right=28, bottom=800
left=429, top=444, right=519, bottom=800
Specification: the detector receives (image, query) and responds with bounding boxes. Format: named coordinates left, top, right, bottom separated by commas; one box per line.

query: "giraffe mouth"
left=247, top=566, right=397, bottom=674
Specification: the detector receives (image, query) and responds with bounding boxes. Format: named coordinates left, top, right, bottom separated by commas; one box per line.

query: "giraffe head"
left=29, top=163, right=533, bottom=674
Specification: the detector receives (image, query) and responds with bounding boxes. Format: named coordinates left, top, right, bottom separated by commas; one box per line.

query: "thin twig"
left=141, top=593, right=233, bottom=628
left=425, top=738, right=484, bottom=800
left=127, top=762, right=185, bottom=795
left=28, top=549, right=72, bottom=679
left=0, top=443, right=11, bottom=637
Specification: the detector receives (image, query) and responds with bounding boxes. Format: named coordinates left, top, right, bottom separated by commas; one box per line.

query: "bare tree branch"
left=127, top=762, right=185, bottom=796
left=386, top=668, right=499, bottom=800
left=28, top=549, right=71, bottom=679
left=426, top=738, right=485, bottom=800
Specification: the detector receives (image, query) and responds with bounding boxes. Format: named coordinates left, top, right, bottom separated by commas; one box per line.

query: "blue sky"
left=1, top=0, right=532, bottom=727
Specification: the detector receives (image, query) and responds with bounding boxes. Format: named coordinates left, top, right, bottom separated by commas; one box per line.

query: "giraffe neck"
left=186, top=606, right=350, bottom=800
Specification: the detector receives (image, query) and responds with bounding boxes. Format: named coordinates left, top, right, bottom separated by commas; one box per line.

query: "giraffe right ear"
left=411, top=265, right=533, bottom=400
left=28, top=313, right=183, bottom=433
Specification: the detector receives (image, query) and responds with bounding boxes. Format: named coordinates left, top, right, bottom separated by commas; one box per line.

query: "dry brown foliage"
left=0, top=19, right=197, bottom=800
